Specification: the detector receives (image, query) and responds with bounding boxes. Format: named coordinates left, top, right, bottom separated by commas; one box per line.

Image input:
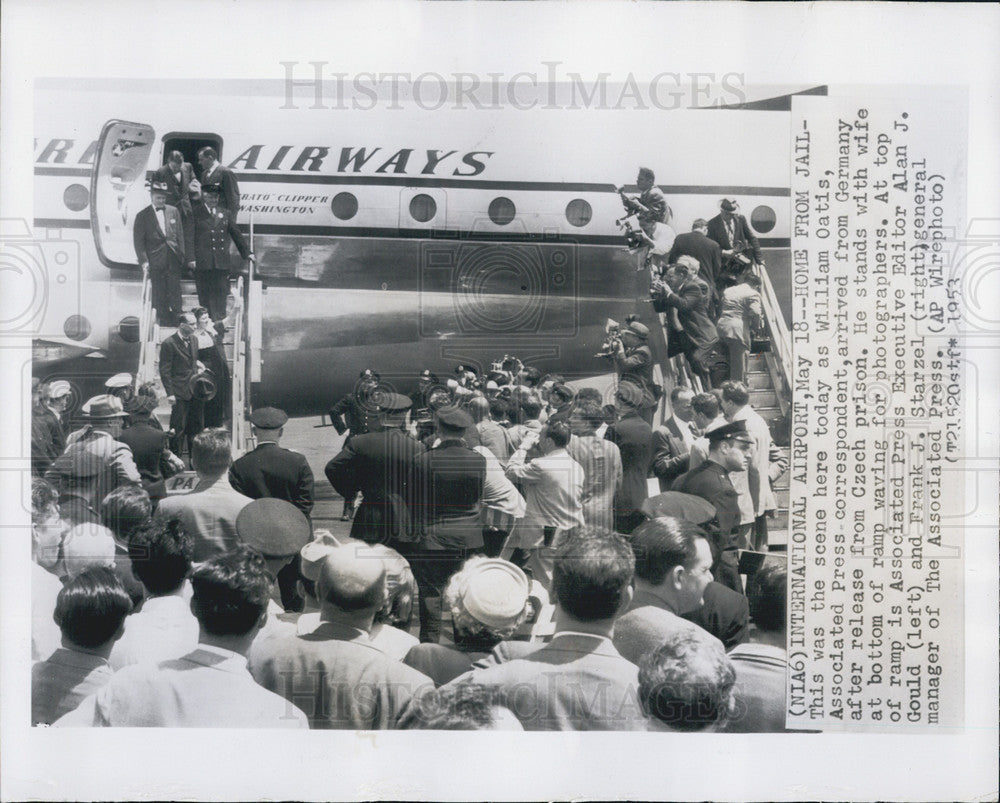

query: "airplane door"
left=90, top=120, right=155, bottom=268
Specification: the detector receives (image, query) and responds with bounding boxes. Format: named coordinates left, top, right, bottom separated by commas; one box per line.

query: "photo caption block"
left=787, top=91, right=966, bottom=731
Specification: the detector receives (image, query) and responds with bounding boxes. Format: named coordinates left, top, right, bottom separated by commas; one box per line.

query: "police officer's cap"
left=105, top=372, right=133, bottom=390
left=249, top=406, right=288, bottom=429
left=706, top=419, right=753, bottom=444
left=149, top=181, right=169, bottom=193
left=378, top=393, right=412, bottom=414
left=418, top=369, right=437, bottom=382
left=201, top=183, right=223, bottom=195
left=236, top=499, right=311, bottom=558
left=359, top=368, right=380, bottom=380
left=436, top=405, right=473, bottom=430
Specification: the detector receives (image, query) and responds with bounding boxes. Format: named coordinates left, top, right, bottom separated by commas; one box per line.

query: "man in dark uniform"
left=158, top=313, right=202, bottom=457
left=197, top=146, right=240, bottom=220
left=324, top=393, right=426, bottom=548
left=229, top=406, right=314, bottom=611
left=604, top=381, right=653, bottom=535
left=408, top=405, right=486, bottom=643
left=191, top=183, right=254, bottom=323
left=133, top=181, right=185, bottom=326
left=667, top=219, right=723, bottom=315
left=671, top=419, right=754, bottom=594
left=706, top=199, right=765, bottom=287
left=229, top=407, right=314, bottom=516
left=328, top=368, right=383, bottom=520
left=409, top=369, right=439, bottom=441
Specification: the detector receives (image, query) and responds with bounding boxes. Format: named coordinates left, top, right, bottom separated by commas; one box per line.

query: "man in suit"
left=197, top=146, right=240, bottom=220
left=409, top=405, right=487, bottom=643
left=651, top=386, right=696, bottom=491
left=448, top=529, right=647, bottom=731
left=651, top=255, right=728, bottom=388
left=118, top=395, right=169, bottom=504
left=706, top=198, right=765, bottom=286
left=613, top=516, right=720, bottom=666
left=133, top=181, right=185, bottom=326
left=604, top=382, right=653, bottom=534
left=230, top=407, right=314, bottom=516
left=325, top=394, right=426, bottom=548
left=667, top=218, right=723, bottom=313
left=158, top=313, right=202, bottom=457
left=605, top=320, right=657, bottom=422
left=671, top=420, right=754, bottom=594
left=567, top=400, right=622, bottom=533
left=153, top=151, right=195, bottom=259
left=191, top=183, right=253, bottom=322
left=154, top=429, right=252, bottom=564
left=249, top=545, right=432, bottom=729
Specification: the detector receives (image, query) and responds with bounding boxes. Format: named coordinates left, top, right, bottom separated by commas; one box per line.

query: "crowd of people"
left=29, top=343, right=790, bottom=731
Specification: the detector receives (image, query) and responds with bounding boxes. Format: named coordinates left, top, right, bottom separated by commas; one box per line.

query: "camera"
left=594, top=318, right=622, bottom=358
left=615, top=216, right=647, bottom=253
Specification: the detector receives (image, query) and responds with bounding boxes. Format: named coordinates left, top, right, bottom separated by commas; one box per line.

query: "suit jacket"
left=411, top=438, right=486, bottom=550
left=671, top=459, right=741, bottom=548
left=651, top=416, right=693, bottom=491
left=716, top=284, right=764, bottom=347
left=133, top=204, right=185, bottom=269
left=229, top=441, right=315, bottom=516
left=192, top=198, right=250, bottom=271
left=154, top=475, right=252, bottom=563
left=248, top=617, right=431, bottom=729
left=681, top=580, right=750, bottom=651
left=199, top=162, right=240, bottom=217
left=706, top=212, right=763, bottom=263
left=44, top=429, right=141, bottom=509
left=504, top=447, right=585, bottom=549
left=652, top=276, right=719, bottom=351
left=324, top=428, right=426, bottom=543
left=613, top=587, right=721, bottom=667
left=158, top=332, right=199, bottom=400
left=329, top=393, right=380, bottom=437
left=118, top=421, right=168, bottom=500
left=668, top=230, right=722, bottom=293
left=612, top=343, right=655, bottom=401
left=451, top=633, right=648, bottom=731
left=566, top=434, right=622, bottom=532
left=733, top=405, right=776, bottom=515
left=605, top=411, right=653, bottom=517
left=152, top=163, right=194, bottom=215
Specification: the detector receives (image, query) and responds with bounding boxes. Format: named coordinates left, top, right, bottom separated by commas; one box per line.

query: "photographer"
left=618, top=167, right=668, bottom=238
left=706, top=199, right=764, bottom=289
left=602, top=318, right=657, bottom=422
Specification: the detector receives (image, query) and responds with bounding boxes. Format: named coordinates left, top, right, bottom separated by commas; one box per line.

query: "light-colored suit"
left=449, top=632, right=648, bottom=731
left=732, top=405, right=775, bottom=516
left=154, top=475, right=252, bottom=563
left=566, top=434, right=622, bottom=532
left=55, top=644, right=308, bottom=728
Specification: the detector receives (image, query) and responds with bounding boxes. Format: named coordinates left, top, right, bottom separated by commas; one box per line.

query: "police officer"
left=671, top=419, right=754, bottom=594
left=324, top=393, right=427, bottom=548
left=191, top=182, right=254, bottom=323
left=328, top=368, right=383, bottom=519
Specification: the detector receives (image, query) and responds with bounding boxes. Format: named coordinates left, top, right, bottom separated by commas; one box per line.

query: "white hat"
left=104, top=372, right=133, bottom=390
left=459, top=559, right=530, bottom=629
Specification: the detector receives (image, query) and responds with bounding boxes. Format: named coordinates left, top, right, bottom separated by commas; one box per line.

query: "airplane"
left=26, top=78, right=807, bottom=417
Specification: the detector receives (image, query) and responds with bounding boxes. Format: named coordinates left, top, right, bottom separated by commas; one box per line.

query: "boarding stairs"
left=656, top=261, right=792, bottom=550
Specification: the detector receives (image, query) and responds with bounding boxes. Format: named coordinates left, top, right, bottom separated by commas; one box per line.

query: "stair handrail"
left=134, top=267, right=158, bottom=392
left=754, top=261, right=793, bottom=413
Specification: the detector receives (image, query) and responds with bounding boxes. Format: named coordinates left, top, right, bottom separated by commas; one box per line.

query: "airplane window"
left=63, top=314, right=91, bottom=341
left=751, top=204, right=776, bottom=234
left=63, top=183, right=89, bottom=212
left=410, top=194, right=437, bottom=223
left=565, top=199, right=592, bottom=227
left=488, top=197, right=516, bottom=226
left=331, top=192, right=358, bottom=220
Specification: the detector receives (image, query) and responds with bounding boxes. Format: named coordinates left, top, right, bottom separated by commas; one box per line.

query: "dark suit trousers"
left=151, top=263, right=183, bottom=326
left=404, top=545, right=482, bottom=643
left=194, top=270, right=231, bottom=321
left=168, top=397, right=204, bottom=456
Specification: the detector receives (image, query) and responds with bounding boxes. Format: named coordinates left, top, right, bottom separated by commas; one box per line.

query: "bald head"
left=315, top=547, right=387, bottom=613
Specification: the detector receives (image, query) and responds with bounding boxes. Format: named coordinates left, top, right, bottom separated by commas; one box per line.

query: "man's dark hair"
left=747, top=560, right=786, bottom=633
left=552, top=529, right=634, bottom=621
left=630, top=516, right=706, bottom=585
left=128, top=517, right=193, bottom=595
left=741, top=271, right=762, bottom=291
left=692, top=218, right=708, bottom=230
left=197, top=146, right=218, bottom=161
left=638, top=630, right=736, bottom=731
left=466, top=396, right=489, bottom=424
left=519, top=396, right=542, bottom=421
left=53, top=566, right=132, bottom=648
left=488, top=396, right=509, bottom=422
left=101, top=485, right=152, bottom=543
left=190, top=547, right=273, bottom=636
left=571, top=400, right=605, bottom=430
left=574, top=387, right=603, bottom=405
left=192, top=428, right=232, bottom=475
left=402, top=683, right=515, bottom=730
left=31, top=477, right=59, bottom=520
left=670, top=385, right=694, bottom=404
left=691, top=392, right=720, bottom=420
left=549, top=383, right=573, bottom=405
left=520, top=367, right=542, bottom=387
left=720, top=380, right=750, bottom=408
left=545, top=420, right=571, bottom=449
left=167, top=150, right=184, bottom=164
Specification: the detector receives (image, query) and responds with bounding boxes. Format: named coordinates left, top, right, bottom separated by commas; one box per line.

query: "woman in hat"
left=192, top=307, right=230, bottom=427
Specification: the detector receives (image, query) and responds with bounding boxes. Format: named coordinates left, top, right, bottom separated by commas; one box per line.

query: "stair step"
left=749, top=388, right=778, bottom=408
left=746, top=372, right=772, bottom=390
left=773, top=486, right=789, bottom=509
left=747, top=353, right=769, bottom=370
